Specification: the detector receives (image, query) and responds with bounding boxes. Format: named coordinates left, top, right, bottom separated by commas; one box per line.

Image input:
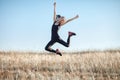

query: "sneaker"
left=56, top=49, right=62, bottom=56
left=68, top=31, right=76, bottom=36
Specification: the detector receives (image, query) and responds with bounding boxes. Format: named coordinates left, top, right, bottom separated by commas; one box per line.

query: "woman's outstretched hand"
left=54, top=2, right=56, bottom=6
left=75, top=15, right=79, bottom=19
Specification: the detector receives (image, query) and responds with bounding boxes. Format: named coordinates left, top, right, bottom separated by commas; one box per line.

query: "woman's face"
left=59, top=17, right=65, bottom=24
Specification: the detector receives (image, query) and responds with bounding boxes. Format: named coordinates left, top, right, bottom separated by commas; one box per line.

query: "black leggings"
left=45, top=36, right=71, bottom=53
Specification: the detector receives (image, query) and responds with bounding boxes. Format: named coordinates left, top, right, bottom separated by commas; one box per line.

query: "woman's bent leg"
left=57, top=38, right=70, bottom=47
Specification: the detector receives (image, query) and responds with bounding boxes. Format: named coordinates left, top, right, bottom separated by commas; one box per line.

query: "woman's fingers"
left=54, top=2, right=56, bottom=6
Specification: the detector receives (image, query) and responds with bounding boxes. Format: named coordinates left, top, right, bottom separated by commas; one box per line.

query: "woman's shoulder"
left=54, top=21, right=60, bottom=26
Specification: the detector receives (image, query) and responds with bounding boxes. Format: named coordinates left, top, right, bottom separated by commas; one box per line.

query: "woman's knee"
left=65, top=44, right=69, bottom=47
left=67, top=44, right=69, bottom=47
left=45, top=46, right=51, bottom=51
left=45, top=46, right=48, bottom=51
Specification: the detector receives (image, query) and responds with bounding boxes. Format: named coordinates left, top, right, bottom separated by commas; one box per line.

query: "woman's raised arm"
left=61, top=15, right=79, bottom=26
left=53, top=2, right=56, bottom=22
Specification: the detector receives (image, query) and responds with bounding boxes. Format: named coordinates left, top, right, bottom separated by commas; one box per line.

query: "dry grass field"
left=0, top=49, right=120, bottom=80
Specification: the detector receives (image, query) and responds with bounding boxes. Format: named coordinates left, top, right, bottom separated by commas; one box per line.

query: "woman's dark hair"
left=56, top=15, right=61, bottom=19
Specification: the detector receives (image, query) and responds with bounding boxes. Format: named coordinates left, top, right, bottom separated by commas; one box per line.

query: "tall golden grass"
left=0, top=49, right=120, bottom=80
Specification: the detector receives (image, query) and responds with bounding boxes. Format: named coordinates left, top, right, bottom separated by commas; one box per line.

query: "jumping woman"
left=45, top=2, right=79, bottom=56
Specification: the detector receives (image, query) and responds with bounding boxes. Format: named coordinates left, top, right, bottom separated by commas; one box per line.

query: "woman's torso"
left=51, top=21, right=60, bottom=40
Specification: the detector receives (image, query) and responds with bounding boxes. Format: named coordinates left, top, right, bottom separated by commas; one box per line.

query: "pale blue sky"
left=0, top=0, right=120, bottom=52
